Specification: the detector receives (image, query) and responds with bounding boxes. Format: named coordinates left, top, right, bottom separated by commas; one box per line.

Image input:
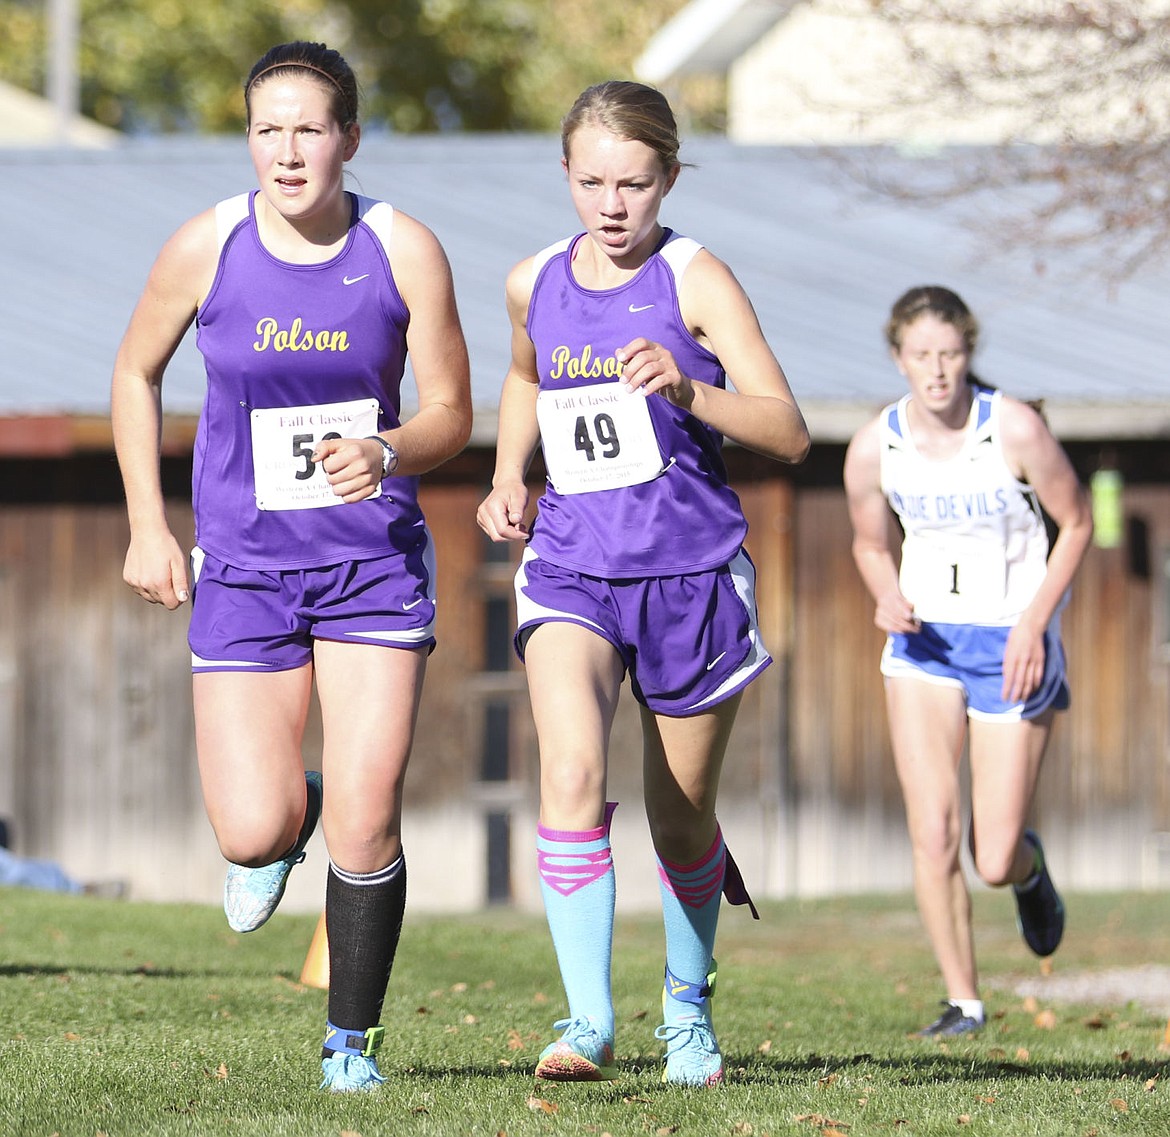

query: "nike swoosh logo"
left=628, top=303, right=654, bottom=313
left=705, top=652, right=727, bottom=672
left=402, top=598, right=425, bottom=610
left=343, top=273, right=370, bottom=285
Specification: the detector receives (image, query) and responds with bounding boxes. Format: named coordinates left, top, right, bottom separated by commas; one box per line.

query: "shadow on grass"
left=0, top=963, right=305, bottom=981
left=370, top=1049, right=1169, bottom=1087
left=724, top=1049, right=1169, bottom=1085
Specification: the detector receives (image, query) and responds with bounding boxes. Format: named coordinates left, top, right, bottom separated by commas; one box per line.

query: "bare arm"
left=111, top=210, right=217, bottom=608
left=313, top=211, right=473, bottom=500
left=476, top=259, right=543, bottom=542
left=618, top=250, right=810, bottom=464
left=999, top=397, right=1093, bottom=700
left=843, top=417, right=920, bottom=634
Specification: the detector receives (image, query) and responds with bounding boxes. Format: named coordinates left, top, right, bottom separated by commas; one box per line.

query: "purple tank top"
left=192, top=191, right=424, bottom=570
left=526, top=229, right=746, bottom=576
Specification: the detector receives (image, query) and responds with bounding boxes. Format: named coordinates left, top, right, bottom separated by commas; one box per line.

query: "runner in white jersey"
left=844, top=285, right=1092, bottom=1038
left=477, top=81, right=808, bottom=1086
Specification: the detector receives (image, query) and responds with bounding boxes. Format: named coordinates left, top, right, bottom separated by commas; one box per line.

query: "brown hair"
left=884, top=285, right=980, bottom=354
left=245, top=42, right=359, bottom=129
left=561, top=81, right=682, bottom=173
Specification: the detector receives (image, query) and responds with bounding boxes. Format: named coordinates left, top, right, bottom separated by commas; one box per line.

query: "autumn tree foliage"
left=0, top=0, right=716, bottom=135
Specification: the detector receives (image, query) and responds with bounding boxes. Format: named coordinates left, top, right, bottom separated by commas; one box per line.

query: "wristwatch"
left=366, top=435, right=399, bottom=478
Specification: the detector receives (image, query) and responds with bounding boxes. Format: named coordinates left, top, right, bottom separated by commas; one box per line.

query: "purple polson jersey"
left=526, top=229, right=747, bottom=576
left=192, top=191, right=424, bottom=570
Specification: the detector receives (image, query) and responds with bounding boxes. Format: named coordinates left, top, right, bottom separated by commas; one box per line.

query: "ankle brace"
left=323, top=1021, right=385, bottom=1057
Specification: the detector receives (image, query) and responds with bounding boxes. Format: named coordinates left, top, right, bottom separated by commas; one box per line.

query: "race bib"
left=536, top=383, right=665, bottom=495
left=251, top=398, right=380, bottom=511
left=899, top=538, right=1007, bottom=621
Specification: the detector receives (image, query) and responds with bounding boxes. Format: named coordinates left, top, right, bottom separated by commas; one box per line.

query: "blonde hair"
left=561, top=81, right=681, bottom=173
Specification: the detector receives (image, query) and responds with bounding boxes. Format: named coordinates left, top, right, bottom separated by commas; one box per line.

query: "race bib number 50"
left=251, top=398, right=381, bottom=511
left=536, top=383, right=665, bottom=495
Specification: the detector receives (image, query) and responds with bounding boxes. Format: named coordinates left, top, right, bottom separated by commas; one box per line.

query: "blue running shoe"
left=656, top=964, right=723, bottom=1086
left=1014, top=830, right=1065, bottom=957
left=915, top=1002, right=984, bottom=1038
left=224, top=770, right=322, bottom=933
left=534, top=1017, right=617, bottom=1081
left=320, top=1053, right=386, bottom=1093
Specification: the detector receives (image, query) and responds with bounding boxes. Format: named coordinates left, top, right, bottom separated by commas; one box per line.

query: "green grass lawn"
left=3, top=887, right=1169, bottom=1136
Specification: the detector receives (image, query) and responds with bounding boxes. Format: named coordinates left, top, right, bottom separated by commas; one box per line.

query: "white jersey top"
left=879, top=385, right=1050, bottom=626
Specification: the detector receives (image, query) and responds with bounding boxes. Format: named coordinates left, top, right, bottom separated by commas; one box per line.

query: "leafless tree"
left=837, top=1, right=1170, bottom=282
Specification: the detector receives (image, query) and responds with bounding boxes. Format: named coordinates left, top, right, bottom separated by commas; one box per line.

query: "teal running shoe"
left=223, top=770, right=322, bottom=933
left=656, top=963, right=723, bottom=1086
left=534, top=1017, right=617, bottom=1081
left=320, top=1021, right=386, bottom=1092
left=320, top=1053, right=386, bottom=1092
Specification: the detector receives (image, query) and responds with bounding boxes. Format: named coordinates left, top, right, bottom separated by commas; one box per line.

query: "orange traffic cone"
left=300, top=911, right=330, bottom=989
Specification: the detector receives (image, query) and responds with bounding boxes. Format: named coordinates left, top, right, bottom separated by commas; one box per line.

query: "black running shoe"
left=1013, top=829, right=1065, bottom=957
left=914, top=1002, right=984, bottom=1038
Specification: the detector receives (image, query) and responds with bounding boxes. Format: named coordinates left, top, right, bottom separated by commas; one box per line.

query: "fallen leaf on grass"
left=730, top=1124, right=753, bottom=1135
left=758, top=1039, right=773, bottom=1054
left=1082, top=1014, right=1109, bottom=1030
left=621, top=1095, right=651, bottom=1104
left=975, top=1095, right=995, bottom=1104
left=526, top=1096, right=558, bottom=1115
left=1033, top=1010, right=1057, bottom=1030
left=63, top=1033, right=81, bottom=1042
left=794, top=1114, right=848, bottom=1129
left=1015, top=1048, right=1030, bottom=1062
left=507, top=1030, right=524, bottom=1051
left=1022, top=996, right=1039, bottom=1013
left=818, top=1073, right=838, bottom=1088
left=1110, top=1099, right=1129, bottom=1113
left=1145, top=1077, right=1159, bottom=1093
left=957, top=1115, right=971, bottom=1125
left=654, top=1126, right=679, bottom=1135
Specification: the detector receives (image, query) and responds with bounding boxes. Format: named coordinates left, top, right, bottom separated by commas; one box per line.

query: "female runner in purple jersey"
left=843, top=286, right=1091, bottom=1038
left=112, top=42, right=471, bottom=1092
left=477, top=81, right=809, bottom=1086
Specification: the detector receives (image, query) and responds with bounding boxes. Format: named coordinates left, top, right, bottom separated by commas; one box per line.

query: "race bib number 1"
left=251, top=398, right=381, bottom=511
left=536, top=383, right=665, bottom=495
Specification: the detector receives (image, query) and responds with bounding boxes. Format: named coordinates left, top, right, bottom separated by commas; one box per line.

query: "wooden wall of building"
left=1, top=446, right=1167, bottom=907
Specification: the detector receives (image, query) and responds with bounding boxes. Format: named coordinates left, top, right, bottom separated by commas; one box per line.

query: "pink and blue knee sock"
left=657, top=827, right=726, bottom=1026
left=537, top=809, right=616, bottom=1039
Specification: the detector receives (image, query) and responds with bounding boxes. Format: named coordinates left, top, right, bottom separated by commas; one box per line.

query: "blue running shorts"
left=514, top=546, right=771, bottom=716
left=881, top=619, right=1070, bottom=722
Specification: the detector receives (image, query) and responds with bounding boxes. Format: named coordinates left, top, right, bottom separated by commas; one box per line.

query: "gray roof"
left=3, top=134, right=1167, bottom=445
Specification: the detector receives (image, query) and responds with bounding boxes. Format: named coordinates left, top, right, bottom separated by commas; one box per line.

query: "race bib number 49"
left=536, top=383, right=665, bottom=495
left=251, top=398, right=380, bottom=511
